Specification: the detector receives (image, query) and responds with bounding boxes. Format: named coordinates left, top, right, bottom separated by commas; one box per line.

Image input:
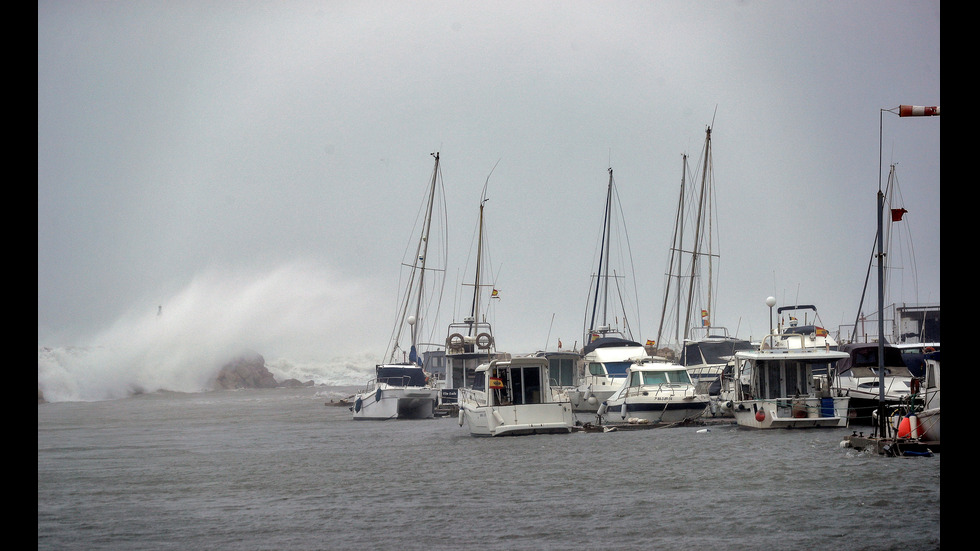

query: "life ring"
left=354, top=397, right=362, bottom=413
left=448, top=333, right=464, bottom=348
left=477, top=332, right=493, bottom=349
left=375, top=388, right=383, bottom=402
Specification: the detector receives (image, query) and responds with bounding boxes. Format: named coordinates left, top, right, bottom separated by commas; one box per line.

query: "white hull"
left=351, top=386, right=439, bottom=420
left=600, top=396, right=708, bottom=424
left=567, top=386, right=616, bottom=412
left=732, top=397, right=849, bottom=429
left=459, top=402, right=575, bottom=436
left=916, top=408, right=940, bottom=443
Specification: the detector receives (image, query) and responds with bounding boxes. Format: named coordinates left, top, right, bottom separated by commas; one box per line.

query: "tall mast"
left=388, top=152, right=443, bottom=364
left=683, top=126, right=712, bottom=340
left=588, top=168, right=614, bottom=341
left=657, top=154, right=687, bottom=348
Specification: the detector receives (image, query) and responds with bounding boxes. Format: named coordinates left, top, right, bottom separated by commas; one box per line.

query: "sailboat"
left=566, top=167, right=649, bottom=413
left=445, top=172, right=506, bottom=412
left=655, top=126, right=752, bottom=413
left=838, top=164, right=929, bottom=423
left=351, top=153, right=446, bottom=420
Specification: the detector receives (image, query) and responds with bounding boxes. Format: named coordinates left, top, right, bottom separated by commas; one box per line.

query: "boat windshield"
left=603, top=361, right=632, bottom=377
left=636, top=370, right=692, bottom=385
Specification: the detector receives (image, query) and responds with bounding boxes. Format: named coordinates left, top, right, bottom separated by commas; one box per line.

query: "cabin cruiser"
left=597, top=359, right=709, bottom=424
left=457, top=357, right=576, bottom=436
left=834, top=342, right=919, bottom=424
left=731, top=331, right=850, bottom=429
left=566, top=336, right=649, bottom=412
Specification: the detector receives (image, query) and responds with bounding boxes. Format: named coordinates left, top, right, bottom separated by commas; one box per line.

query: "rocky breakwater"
left=213, top=351, right=312, bottom=390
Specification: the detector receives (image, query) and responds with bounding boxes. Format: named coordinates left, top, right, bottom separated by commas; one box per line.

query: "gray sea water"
left=38, top=386, right=940, bottom=550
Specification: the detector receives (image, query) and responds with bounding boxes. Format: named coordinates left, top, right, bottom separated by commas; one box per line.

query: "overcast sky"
left=38, top=1, right=940, bottom=363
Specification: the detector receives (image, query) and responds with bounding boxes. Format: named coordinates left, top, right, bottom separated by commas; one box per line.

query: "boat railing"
left=623, top=383, right=690, bottom=398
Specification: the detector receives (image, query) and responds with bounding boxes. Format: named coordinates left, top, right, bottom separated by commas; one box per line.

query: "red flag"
left=891, top=208, right=908, bottom=222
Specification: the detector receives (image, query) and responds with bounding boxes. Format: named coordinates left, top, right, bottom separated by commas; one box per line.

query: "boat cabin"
left=475, top=358, right=549, bottom=406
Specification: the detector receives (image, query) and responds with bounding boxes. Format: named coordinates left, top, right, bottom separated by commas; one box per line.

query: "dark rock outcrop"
left=213, top=351, right=279, bottom=390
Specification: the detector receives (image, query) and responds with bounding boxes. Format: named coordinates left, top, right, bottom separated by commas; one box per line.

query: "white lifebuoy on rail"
left=476, top=332, right=493, bottom=349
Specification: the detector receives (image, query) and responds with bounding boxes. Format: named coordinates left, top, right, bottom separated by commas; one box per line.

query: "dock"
left=842, top=432, right=939, bottom=456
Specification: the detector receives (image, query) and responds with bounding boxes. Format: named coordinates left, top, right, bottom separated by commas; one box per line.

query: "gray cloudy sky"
left=38, top=1, right=940, bottom=362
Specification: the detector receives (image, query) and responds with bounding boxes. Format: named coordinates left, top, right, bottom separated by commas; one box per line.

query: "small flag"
left=491, top=289, right=500, bottom=299
left=558, top=339, right=563, bottom=349
left=646, top=339, right=655, bottom=347
left=816, top=327, right=829, bottom=337
left=891, top=208, right=908, bottom=222
left=489, top=377, right=504, bottom=389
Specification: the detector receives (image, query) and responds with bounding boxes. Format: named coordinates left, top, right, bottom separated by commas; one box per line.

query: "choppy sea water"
left=38, top=387, right=940, bottom=550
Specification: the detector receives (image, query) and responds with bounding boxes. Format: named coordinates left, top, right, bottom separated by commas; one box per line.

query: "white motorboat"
left=352, top=153, right=444, bottom=420
left=458, top=357, right=576, bottom=437
left=567, top=336, right=649, bottom=412
left=597, top=359, right=709, bottom=425
left=731, top=326, right=850, bottom=429
left=834, top=342, right=919, bottom=424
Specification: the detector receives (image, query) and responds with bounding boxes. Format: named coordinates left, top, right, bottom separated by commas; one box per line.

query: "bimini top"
left=375, top=364, right=428, bottom=387
left=582, top=336, right=643, bottom=355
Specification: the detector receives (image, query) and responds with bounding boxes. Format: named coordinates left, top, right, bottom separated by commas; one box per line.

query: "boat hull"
left=351, top=387, right=439, bottom=420
left=916, top=408, right=940, bottom=443
left=567, top=386, right=616, bottom=412
left=732, top=397, right=849, bottom=429
left=600, top=398, right=709, bottom=424
left=459, top=402, right=576, bottom=437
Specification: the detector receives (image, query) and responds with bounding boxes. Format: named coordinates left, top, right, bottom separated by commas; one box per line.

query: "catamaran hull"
left=732, top=397, right=850, bottom=429
left=351, top=388, right=439, bottom=420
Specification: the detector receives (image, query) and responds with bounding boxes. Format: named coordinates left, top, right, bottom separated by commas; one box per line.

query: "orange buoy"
left=755, top=409, right=766, bottom=422
left=898, top=415, right=912, bottom=438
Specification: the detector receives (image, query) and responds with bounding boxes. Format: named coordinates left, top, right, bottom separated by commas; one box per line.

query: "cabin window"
left=510, top=366, right=543, bottom=405
left=472, top=372, right=486, bottom=393
left=629, top=371, right=642, bottom=387
left=667, top=370, right=693, bottom=384
left=588, top=362, right=605, bottom=376
left=549, top=357, right=576, bottom=387
left=641, top=371, right=668, bottom=385
left=604, top=361, right=632, bottom=376
left=785, top=362, right=801, bottom=396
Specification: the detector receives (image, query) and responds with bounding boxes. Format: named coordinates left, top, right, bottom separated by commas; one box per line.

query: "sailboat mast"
left=657, top=154, right=687, bottom=348
left=469, top=194, right=487, bottom=337
left=684, top=126, right=711, bottom=339
left=409, top=152, right=440, bottom=348
left=388, top=152, right=442, bottom=364
left=588, top=168, right=614, bottom=340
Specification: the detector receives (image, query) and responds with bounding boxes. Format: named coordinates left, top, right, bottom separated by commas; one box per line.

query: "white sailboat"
left=444, top=173, right=506, bottom=413
left=567, top=167, right=647, bottom=412
left=352, top=153, right=445, bottom=420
